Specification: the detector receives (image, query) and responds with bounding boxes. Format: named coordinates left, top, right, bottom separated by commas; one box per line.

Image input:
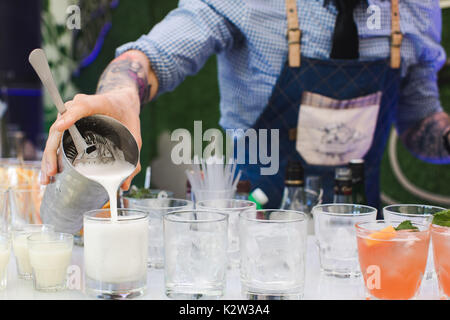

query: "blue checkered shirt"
left=116, top=0, right=446, bottom=133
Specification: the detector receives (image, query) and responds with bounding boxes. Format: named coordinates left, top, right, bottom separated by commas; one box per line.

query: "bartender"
left=40, top=0, right=450, bottom=209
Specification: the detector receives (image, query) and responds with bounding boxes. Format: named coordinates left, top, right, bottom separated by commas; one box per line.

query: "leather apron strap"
left=285, top=0, right=301, bottom=67
left=284, top=0, right=403, bottom=69
left=390, top=0, right=402, bottom=69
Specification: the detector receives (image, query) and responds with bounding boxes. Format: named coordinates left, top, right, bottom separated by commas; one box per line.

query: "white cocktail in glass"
left=84, top=209, right=148, bottom=299
left=12, top=224, right=54, bottom=279
left=27, top=232, right=73, bottom=291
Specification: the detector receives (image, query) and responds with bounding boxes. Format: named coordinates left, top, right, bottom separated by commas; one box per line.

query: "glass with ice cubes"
left=383, top=204, right=445, bottom=280
left=163, top=209, right=228, bottom=299
left=196, top=199, right=256, bottom=269
left=313, top=204, right=377, bottom=278
left=125, top=198, right=193, bottom=269
left=239, top=209, right=308, bottom=300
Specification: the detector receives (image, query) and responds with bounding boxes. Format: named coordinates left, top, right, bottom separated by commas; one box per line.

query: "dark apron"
left=237, top=58, right=400, bottom=211
left=236, top=2, right=402, bottom=212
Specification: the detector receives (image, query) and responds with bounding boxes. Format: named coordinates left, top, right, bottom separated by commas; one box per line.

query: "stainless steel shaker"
left=40, top=114, right=139, bottom=234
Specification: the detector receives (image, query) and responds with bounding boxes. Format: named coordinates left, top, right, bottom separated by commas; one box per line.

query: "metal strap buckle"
left=286, top=28, right=301, bottom=45
left=391, top=31, right=403, bottom=48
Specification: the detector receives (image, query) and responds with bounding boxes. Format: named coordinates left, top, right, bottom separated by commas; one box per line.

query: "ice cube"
left=331, top=227, right=357, bottom=259
left=246, top=225, right=304, bottom=283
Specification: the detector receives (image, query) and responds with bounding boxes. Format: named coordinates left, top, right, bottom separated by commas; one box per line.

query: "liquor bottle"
left=235, top=180, right=251, bottom=200
left=349, top=159, right=367, bottom=205
left=333, top=167, right=353, bottom=204
left=280, top=160, right=307, bottom=211
left=186, top=179, right=192, bottom=201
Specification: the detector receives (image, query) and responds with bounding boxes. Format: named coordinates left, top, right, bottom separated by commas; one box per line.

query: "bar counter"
left=0, top=237, right=440, bottom=300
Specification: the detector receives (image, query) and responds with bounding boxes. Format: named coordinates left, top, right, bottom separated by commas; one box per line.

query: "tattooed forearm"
left=401, top=112, right=450, bottom=164
left=97, top=52, right=152, bottom=105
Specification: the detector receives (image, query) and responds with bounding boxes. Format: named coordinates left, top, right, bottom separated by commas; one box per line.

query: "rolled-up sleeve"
left=395, top=4, right=447, bottom=135
left=116, top=0, right=235, bottom=95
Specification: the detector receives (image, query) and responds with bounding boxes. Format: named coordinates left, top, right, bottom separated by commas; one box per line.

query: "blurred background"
left=0, top=0, right=449, bottom=206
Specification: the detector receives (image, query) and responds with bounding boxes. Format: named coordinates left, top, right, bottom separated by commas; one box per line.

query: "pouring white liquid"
left=74, top=160, right=135, bottom=221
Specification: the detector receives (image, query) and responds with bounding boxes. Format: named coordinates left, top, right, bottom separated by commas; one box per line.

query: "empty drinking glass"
left=0, top=160, right=41, bottom=189
left=121, top=189, right=174, bottom=208
left=164, top=209, right=228, bottom=299
left=383, top=204, right=445, bottom=224
left=127, top=198, right=193, bottom=268
left=0, top=233, right=11, bottom=290
left=0, top=189, right=8, bottom=233
left=240, top=209, right=308, bottom=300
left=383, top=204, right=446, bottom=280
left=313, top=204, right=377, bottom=278
left=196, top=199, right=256, bottom=268
left=193, top=188, right=236, bottom=202
left=8, top=187, right=46, bottom=228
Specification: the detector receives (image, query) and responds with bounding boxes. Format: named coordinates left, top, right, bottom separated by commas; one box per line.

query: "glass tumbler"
left=27, top=232, right=73, bottom=292
left=383, top=204, right=446, bottom=280
left=356, top=220, right=430, bottom=300
left=164, top=210, right=228, bottom=299
left=196, top=199, right=256, bottom=268
left=313, top=204, right=377, bottom=278
left=431, top=224, right=450, bottom=299
left=0, top=233, right=11, bottom=290
left=129, top=198, right=193, bottom=268
left=12, top=224, right=55, bottom=279
left=192, top=188, right=236, bottom=202
left=84, top=209, right=149, bottom=299
left=121, top=189, right=175, bottom=208
left=239, top=209, right=308, bottom=300
left=0, top=189, right=8, bottom=233
left=8, top=187, right=46, bottom=228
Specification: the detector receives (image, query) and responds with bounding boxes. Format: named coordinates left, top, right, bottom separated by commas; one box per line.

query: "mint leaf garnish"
left=432, top=210, right=450, bottom=227
left=395, top=220, right=419, bottom=231
left=127, top=188, right=153, bottom=199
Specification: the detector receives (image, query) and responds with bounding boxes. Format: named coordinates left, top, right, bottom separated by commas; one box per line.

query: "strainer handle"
left=29, top=49, right=87, bottom=155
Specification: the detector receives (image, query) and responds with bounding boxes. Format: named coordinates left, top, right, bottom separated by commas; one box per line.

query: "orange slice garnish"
left=365, top=225, right=396, bottom=246
left=102, top=201, right=110, bottom=209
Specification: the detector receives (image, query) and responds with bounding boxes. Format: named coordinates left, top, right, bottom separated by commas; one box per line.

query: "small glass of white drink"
left=27, top=232, right=73, bottom=292
left=12, top=224, right=55, bottom=279
left=83, top=208, right=149, bottom=299
left=0, top=233, right=11, bottom=290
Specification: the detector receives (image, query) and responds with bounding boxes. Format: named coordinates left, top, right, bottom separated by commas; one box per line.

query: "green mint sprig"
left=432, top=210, right=450, bottom=227
left=395, top=220, right=419, bottom=231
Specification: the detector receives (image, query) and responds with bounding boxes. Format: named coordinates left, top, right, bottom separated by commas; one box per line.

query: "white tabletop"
left=0, top=236, right=441, bottom=300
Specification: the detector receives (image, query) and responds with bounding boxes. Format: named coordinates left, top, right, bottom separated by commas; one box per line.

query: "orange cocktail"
left=356, top=221, right=430, bottom=300
left=431, top=224, right=450, bottom=299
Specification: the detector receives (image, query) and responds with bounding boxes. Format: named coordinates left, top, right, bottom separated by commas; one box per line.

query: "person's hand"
left=41, top=87, right=142, bottom=190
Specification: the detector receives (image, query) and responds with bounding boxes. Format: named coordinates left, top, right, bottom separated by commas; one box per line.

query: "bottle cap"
left=250, top=188, right=269, bottom=206
left=349, top=159, right=365, bottom=181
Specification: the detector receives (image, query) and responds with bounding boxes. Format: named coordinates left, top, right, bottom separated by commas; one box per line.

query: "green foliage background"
left=49, top=0, right=449, bottom=205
